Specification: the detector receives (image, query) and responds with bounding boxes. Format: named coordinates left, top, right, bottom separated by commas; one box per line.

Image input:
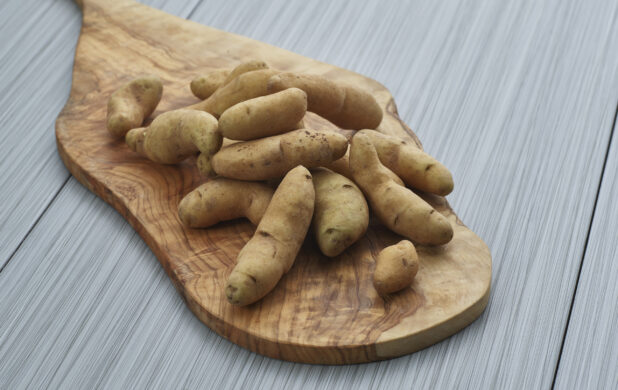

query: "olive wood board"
left=55, top=0, right=492, bottom=364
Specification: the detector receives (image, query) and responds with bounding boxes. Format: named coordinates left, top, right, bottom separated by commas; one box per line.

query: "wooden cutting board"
left=56, top=0, right=492, bottom=364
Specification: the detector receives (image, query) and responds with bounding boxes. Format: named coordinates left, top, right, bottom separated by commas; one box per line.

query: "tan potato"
left=125, top=126, right=147, bottom=155
left=373, top=240, right=419, bottom=295
left=219, top=88, right=307, bottom=140
left=322, top=146, right=404, bottom=185
left=190, top=69, right=230, bottom=100
left=359, top=130, right=454, bottom=196
left=312, top=168, right=368, bottom=257
left=107, top=75, right=162, bottom=137
left=225, top=166, right=315, bottom=306
left=189, top=69, right=279, bottom=117
left=222, top=60, right=269, bottom=85
left=349, top=133, right=453, bottom=246
left=212, top=129, right=348, bottom=180
left=267, top=72, right=382, bottom=129
left=178, top=178, right=274, bottom=227
left=125, top=109, right=221, bottom=176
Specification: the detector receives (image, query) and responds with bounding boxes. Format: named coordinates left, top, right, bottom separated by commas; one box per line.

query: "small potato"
left=359, top=130, right=454, bottom=196
left=349, top=133, right=453, bottom=246
left=225, top=166, right=315, bottom=306
left=178, top=178, right=274, bottom=227
left=268, top=72, right=382, bottom=129
left=373, top=240, right=419, bottom=295
left=125, top=109, right=221, bottom=176
left=107, top=75, right=162, bottom=137
left=190, top=69, right=230, bottom=100
left=212, top=129, right=348, bottom=180
left=312, top=168, right=368, bottom=257
left=189, top=69, right=279, bottom=117
left=219, top=88, right=307, bottom=140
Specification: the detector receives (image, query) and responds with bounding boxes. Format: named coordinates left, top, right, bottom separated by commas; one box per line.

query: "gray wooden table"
left=1, top=0, right=616, bottom=388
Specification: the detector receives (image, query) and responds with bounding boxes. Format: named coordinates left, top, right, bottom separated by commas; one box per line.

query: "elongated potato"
left=359, top=130, right=454, bottom=195
left=125, top=109, right=221, bottom=176
left=349, top=133, right=453, bottom=246
left=267, top=72, right=382, bottom=129
left=373, top=240, right=419, bottom=295
left=312, top=168, right=368, bottom=257
left=322, top=146, right=404, bottom=185
left=189, top=69, right=279, bottom=117
left=222, top=60, right=269, bottom=85
left=225, top=166, right=315, bottom=306
left=190, top=69, right=230, bottom=100
left=219, top=88, right=307, bottom=140
left=107, top=75, right=162, bottom=137
left=212, top=129, right=348, bottom=180
left=178, top=178, right=274, bottom=227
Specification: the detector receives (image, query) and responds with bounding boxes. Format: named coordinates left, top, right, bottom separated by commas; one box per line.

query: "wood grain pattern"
left=55, top=0, right=491, bottom=364
left=0, top=0, right=79, bottom=268
left=555, top=118, right=618, bottom=390
left=2, top=0, right=617, bottom=387
left=0, top=0, right=199, bottom=270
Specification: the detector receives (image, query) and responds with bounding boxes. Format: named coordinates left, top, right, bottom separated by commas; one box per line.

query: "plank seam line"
left=550, top=101, right=618, bottom=389
left=0, top=0, right=204, bottom=275
left=0, top=175, right=71, bottom=274
left=186, top=1, right=202, bottom=20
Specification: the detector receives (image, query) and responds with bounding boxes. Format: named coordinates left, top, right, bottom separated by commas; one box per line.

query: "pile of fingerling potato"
left=106, top=60, right=454, bottom=306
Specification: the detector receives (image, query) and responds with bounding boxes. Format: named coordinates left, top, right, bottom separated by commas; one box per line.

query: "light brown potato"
left=225, top=166, right=315, bottom=306
left=219, top=88, right=307, bottom=140
left=359, top=130, right=454, bottom=196
left=267, top=72, right=382, bottom=129
left=312, top=168, right=368, bottom=257
left=322, top=146, right=404, bottom=185
left=178, top=178, right=274, bottom=227
left=212, top=129, right=348, bottom=180
left=125, top=109, right=221, bottom=176
left=373, top=240, right=419, bottom=295
left=107, top=75, right=162, bottom=137
left=125, top=126, right=147, bottom=155
left=189, top=69, right=279, bottom=117
left=349, top=133, right=453, bottom=246
left=190, top=69, right=230, bottom=100
left=222, top=60, right=269, bottom=85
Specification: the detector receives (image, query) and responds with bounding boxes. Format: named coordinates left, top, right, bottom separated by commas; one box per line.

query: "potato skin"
left=312, top=168, right=368, bottom=257
left=330, top=85, right=383, bottom=130
left=268, top=73, right=344, bottom=118
left=225, top=166, right=315, bottom=306
left=359, top=130, right=454, bottom=196
left=373, top=240, right=419, bottom=295
left=178, top=178, right=274, bottom=227
left=125, top=109, right=221, bottom=176
left=107, top=75, right=162, bottom=137
left=349, top=133, right=453, bottom=246
left=222, top=60, right=269, bottom=85
left=322, top=146, right=404, bottom=186
left=268, top=72, right=382, bottom=130
left=219, top=88, right=307, bottom=140
left=212, top=129, right=348, bottom=180
left=189, top=69, right=279, bottom=117
left=190, top=69, right=230, bottom=100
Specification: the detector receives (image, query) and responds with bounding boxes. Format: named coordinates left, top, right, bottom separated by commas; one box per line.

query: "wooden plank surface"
left=0, top=0, right=80, bottom=268
left=0, top=0, right=198, bottom=269
left=554, top=114, right=618, bottom=390
left=0, top=0, right=617, bottom=388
